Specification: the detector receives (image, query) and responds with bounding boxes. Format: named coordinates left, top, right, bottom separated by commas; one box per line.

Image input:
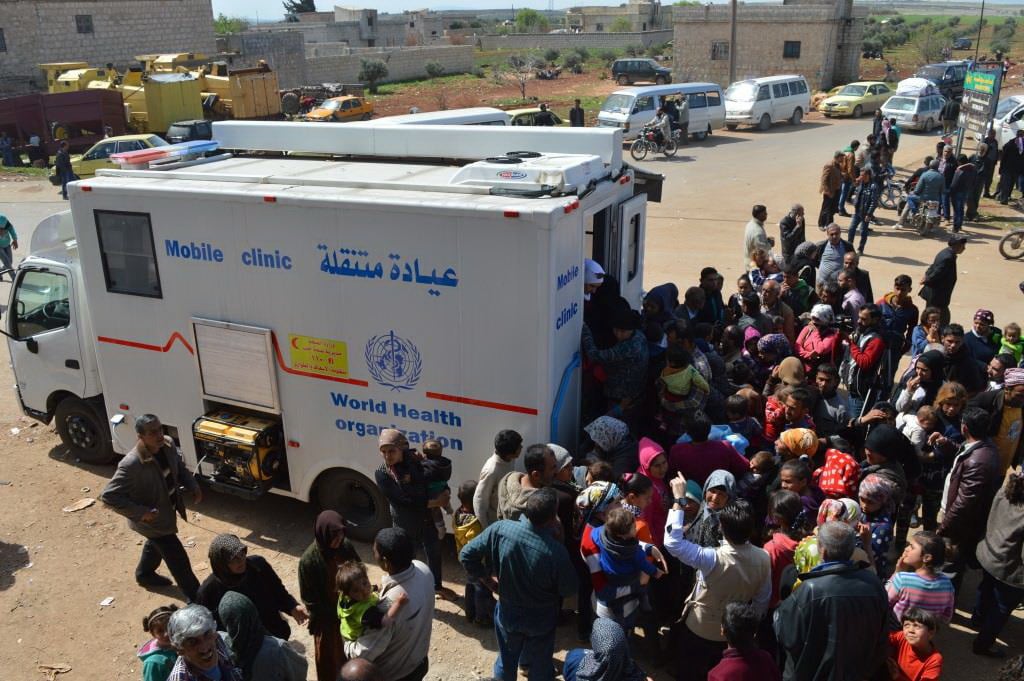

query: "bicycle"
left=999, top=228, right=1024, bottom=259
left=629, top=126, right=677, bottom=161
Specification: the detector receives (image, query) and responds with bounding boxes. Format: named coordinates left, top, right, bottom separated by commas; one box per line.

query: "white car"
left=880, top=94, right=946, bottom=132
left=990, top=95, right=1024, bottom=147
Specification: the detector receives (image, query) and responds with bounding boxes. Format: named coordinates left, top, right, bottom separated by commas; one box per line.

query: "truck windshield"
left=12, top=270, right=70, bottom=339
left=601, top=94, right=634, bottom=113
left=725, top=81, right=758, bottom=102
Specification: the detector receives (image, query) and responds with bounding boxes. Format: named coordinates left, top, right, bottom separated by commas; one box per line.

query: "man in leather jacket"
left=938, top=407, right=1002, bottom=591
left=774, top=521, right=888, bottom=680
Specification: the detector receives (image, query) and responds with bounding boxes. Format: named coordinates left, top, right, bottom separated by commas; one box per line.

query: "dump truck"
left=0, top=89, right=127, bottom=156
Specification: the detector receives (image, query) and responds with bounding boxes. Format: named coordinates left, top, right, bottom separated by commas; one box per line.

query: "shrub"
left=610, top=17, right=633, bottom=33
left=624, top=43, right=644, bottom=56
left=424, top=61, right=445, bottom=78
left=948, top=16, right=961, bottom=27
left=647, top=42, right=669, bottom=58
left=358, top=59, right=388, bottom=93
left=991, top=38, right=1011, bottom=55
left=562, top=53, right=583, bottom=72
left=574, top=46, right=590, bottom=61
left=598, top=48, right=618, bottom=65
left=449, top=20, right=464, bottom=29
left=544, top=48, right=561, bottom=63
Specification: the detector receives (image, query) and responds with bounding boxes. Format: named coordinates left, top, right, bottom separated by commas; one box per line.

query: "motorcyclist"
left=646, top=107, right=671, bottom=148
left=664, top=98, right=680, bottom=134
left=899, top=159, right=944, bottom=226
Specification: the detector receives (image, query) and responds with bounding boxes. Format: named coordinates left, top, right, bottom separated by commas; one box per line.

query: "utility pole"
left=728, top=0, right=738, bottom=84
left=974, top=0, right=985, bottom=63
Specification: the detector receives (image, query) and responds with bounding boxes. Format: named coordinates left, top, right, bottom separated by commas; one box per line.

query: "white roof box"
left=449, top=152, right=605, bottom=195
left=211, top=121, right=623, bottom=171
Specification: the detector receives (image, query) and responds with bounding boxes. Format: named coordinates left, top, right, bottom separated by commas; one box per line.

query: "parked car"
left=69, top=134, right=168, bottom=177
left=508, top=107, right=566, bottom=126
left=880, top=93, right=946, bottom=132
left=611, top=58, right=672, bottom=86
left=953, top=37, right=973, bottom=50
left=597, top=82, right=725, bottom=140
left=166, top=119, right=213, bottom=144
left=988, top=94, right=1024, bottom=147
left=304, top=95, right=374, bottom=122
left=914, top=61, right=969, bottom=99
left=724, top=75, right=811, bottom=130
left=819, top=81, right=894, bottom=117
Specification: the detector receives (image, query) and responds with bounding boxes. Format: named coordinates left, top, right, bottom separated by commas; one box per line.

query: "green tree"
left=562, top=52, right=583, bottom=73
left=282, top=0, right=316, bottom=16
left=672, top=0, right=699, bottom=5
left=424, top=61, right=445, bottom=78
left=359, top=58, right=389, bottom=93
left=624, top=43, right=643, bottom=56
left=597, top=48, right=618, bottom=66
left=947, top=16, right=961, bottom=27
left=515, top=9, right=549, bottom=33
left=544, top=48, right=561, bottom=63
left=610, top=17, right=633, bottom=33
left=449, top=20, right=464, bottom=29
left=573, top=46, right=590, bottom=61
left=214, top=13, right=249, bottom=35
left=991, top=38, right=1011, bottom=55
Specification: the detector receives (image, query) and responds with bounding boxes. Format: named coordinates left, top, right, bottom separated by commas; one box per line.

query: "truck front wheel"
left=54, top=398, right=115, bottom=464
left=316, top=468, right=391, bottom=542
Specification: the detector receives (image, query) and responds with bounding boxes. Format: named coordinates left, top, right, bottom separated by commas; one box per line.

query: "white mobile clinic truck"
left=4, top=121, right=662, bottom=538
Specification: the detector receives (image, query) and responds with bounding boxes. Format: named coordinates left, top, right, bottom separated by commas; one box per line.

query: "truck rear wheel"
left=54, top=397, right=115, bottom=464
left=316, top=468, right=390, bottom=542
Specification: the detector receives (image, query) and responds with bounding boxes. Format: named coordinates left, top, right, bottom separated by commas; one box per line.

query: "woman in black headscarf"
left=563, top=617, right=648, bottom=681
left=219, top=592, right=308, bottom=681
left=297, top=511, right=360, bottom=681
left=195, top=534, right=306, bottom=640
left=893, top=349, right=945, bottom=414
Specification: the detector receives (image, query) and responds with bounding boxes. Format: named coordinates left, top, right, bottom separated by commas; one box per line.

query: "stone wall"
left=304, top=44, right=474, bottom=86
left=478, top=29, right=673, bottom=51
left=219, top=31, right=309, bottom=91
left=672, top=4, right=865, bottom=90
left=0, top=0, right=216, bottom=93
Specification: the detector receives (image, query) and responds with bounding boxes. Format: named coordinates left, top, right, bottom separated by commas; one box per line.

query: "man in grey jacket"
left=100, top=413, right=202, bottom=600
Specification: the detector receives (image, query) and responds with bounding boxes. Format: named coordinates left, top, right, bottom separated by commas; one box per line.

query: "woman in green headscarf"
left=218, top=592, right=308, bottom=681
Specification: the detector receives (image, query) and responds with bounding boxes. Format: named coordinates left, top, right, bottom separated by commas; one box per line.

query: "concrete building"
left=672, top=0, right=865, bottom=90
left=567, top=0, right=671, bottom=33
left=257, top=6, right=457, bottom=48
left=0, top=0, right=216, bottom=94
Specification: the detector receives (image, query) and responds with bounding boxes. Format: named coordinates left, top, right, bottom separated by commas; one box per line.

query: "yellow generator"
left=193, top=410, right=284, bottom=499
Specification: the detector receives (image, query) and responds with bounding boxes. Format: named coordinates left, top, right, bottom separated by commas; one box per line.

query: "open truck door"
left=616, top=194, right=646, bottom=308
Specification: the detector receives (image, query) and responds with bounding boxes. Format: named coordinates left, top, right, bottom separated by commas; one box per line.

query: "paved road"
left=639, top=116, right=1023, bottom=327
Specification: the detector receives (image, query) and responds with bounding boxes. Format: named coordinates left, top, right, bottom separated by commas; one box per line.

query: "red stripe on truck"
left=98, top=332, right=195, bottom=355
left=424, top=391, right=538, bottom=416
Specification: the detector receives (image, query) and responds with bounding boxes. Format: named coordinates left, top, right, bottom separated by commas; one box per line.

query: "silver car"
left=880, top=94, right=946, bottom=132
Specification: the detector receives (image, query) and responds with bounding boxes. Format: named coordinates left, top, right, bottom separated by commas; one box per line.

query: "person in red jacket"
left=708, top=602, right=781, bottom=681
left=841, top=303, right=888, bottom=419
left=796, top=304, right=843, bottom=375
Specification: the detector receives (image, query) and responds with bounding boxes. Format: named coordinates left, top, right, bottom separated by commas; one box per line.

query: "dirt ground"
left=3, top=102, right=1024, bottom=680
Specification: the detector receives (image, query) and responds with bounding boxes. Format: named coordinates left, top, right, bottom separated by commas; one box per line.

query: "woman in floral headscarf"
left=583, top=416, right=638, bottom=477
left=786, top=498, right=876, bottom=592
left=757, top=333, right=793, bottom=372
left=858, top=474, right=895, bottom=576
left=563, top=617, right=649, bottom=681
left=775, top=427, right=819, bottom=460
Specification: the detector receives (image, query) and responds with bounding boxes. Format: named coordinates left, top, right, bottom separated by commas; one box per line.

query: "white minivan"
left=724, top=75, right=811, bottom=130
left=597, top=83, right=726, bottom=141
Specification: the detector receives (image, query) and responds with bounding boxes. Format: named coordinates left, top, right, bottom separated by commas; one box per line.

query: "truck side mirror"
left=26, top=338, right=38, bottom=354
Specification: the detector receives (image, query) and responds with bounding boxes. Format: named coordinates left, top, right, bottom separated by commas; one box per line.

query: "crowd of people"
left=96, top=131, right=1024, bottom=680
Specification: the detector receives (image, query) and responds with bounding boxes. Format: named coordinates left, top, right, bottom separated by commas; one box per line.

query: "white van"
left=724, top=75, right=811, bottom=130
left=597, top=83, right=726, bottom=141
left=369, top=107, right=511, bottom=126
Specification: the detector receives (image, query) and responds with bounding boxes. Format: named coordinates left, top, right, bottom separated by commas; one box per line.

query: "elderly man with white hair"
left=166, top=604, right=241, bottom=681
left=773, top=521, right=889, bottom=680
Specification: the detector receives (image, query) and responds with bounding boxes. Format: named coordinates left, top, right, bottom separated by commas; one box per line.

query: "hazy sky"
left=211, top=0, right=709, bottom=22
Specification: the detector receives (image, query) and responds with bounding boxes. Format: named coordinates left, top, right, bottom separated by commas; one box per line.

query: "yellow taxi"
left=304, top=96, right=375, bottom=122
left=70, top=134, right=168, bottom=177
left=818, top=81, right=894, bottom=118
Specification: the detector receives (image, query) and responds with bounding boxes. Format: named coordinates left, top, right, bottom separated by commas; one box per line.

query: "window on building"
left=783, top=41, right=801, bottom=59
left=95, top=211, right=162, bottom=298
left=0, top=28, right=6, bottom=53
left=711, top=41, right=729, bottom=61
left=367, top=16, right=374, bottom=27
left=75, top=15, right=94, bottom=34
left=596, top=23, right=604, bottom=32
left=409, top=21, right=415, bottom=28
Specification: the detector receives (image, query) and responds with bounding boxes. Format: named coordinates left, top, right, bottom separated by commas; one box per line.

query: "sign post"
left=957, top=67, right=1002, bottom=156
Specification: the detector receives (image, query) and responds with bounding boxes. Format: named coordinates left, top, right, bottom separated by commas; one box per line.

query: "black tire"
left=758, top=114, right=771, bottom=131
left=316, top=468, right=391, bottom=542
left=630, top=138, right=649, bottom=161
left=790, top=107, right=803, bottom=125
left=54, top=398, right=115, bottom=464
left=360, top=112, right=373, bottom=121
left=617, top=75, right=629, bottom=85
left=694, top=127, right=709, bottom=141
left=663, top=139, right=677, bottom=157
left=999, top=230, right=1024, bottom=259
left=924, top=118, right=935, bottom=133
left=655, top=76, right=666, bottom=85
left=853, top=105, right=863, bottom=118
left=725, top=123, right=738, bottom=131
left=281, top=92, right=300, bottom=116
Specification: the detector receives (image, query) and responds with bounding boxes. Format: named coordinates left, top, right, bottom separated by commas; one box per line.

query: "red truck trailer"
left=0, top=89, right=126, bottom=161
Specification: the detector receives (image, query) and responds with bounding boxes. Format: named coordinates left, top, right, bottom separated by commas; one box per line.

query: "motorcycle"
left=876, top=167, right=906, bottom=211
left=911, top=199, right=941, bottom=236
left=629, top=125, right=677, bottom=161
